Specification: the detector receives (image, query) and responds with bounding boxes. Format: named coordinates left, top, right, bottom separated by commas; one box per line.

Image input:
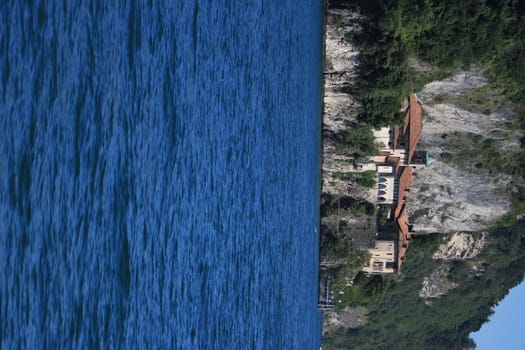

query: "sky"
left=471, top=279, right=525, bottom=349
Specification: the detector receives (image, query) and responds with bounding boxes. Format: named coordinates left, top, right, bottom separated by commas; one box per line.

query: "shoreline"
left=317, top=0, right=328, bottom=314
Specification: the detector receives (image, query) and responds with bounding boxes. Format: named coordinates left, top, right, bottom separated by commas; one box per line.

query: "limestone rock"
left=323, top=8, right=361, bottom=134
left=406, top=161, right=511, bottom=233
left=432, top=232, right=486, bottom=260
left=419, top=264, right=458, bottom=299
left=322, top=306, right=368, bottom=335
left=420, top=232, right=486, bottom=300
left=322, top=7, right=363, bottom=200
left=407, top=69, right=515, bottom=233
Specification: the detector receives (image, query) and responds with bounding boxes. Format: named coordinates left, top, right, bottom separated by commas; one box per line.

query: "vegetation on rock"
left=333, top=122, right=378, bottom=162
left=345, top=0, right=525, bottom=128
left=322, top=0, right=525, bottom=348
left=324, top=221, right=525, bottom=350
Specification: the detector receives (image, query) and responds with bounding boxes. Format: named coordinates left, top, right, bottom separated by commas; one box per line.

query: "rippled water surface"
left=0, top=1, right=323, bottom=348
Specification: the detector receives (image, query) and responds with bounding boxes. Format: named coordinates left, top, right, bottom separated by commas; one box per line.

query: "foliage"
left=449, top=85, right=506, bottom=115
left=511, top=185, right=525, bottom=218
left=377, top=206, right=390, bottom=227
left=322, top=1, right=525, bottom=348
left=354, top=170, right=376, bottom=188
left=439, top=130, right=525, bottom=219
left=351, top=1, right=413, bottom=127
left=409, top=65, right=452, bottom=92
left=323, top=220, right=525, bottom=349
left=339, top=272, right=393, bottom=307
left=338, top=0, right=525, bottom=128
left=332, top=170, right=376, bottom=188
left=331, top=248, right=372, bottom=295
left=322, top=223, right=362, bottom=261
left=333, top=122, right=378, bottom=163
left=440, top=131, right=524, bottom=177
left=321, top=223, right=372, bottom=299
left=321, top=194, right=376, bottom=218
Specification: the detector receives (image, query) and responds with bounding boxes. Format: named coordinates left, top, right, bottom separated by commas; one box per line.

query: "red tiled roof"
left=397, top=214, right=410, bottom=239
left=393, top=126, right=399, bottom=149
left=386, top=156, right=400, bottom=172
left=394, top=167, right=413, bottom=218
left=407, top=94, right=422, bottom=164
left=397, top=235, right=408, bottom=273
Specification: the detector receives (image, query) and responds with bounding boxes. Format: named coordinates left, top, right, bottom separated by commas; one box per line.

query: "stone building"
left=362, top=94, right=432, bottom=274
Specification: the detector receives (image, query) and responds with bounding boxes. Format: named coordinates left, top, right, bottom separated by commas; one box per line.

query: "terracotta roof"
left=394, top=167, right=413, bottom=218
left=397, top=235, right=408, bottom=273
left=397, top=214, right=410, bottom=240
left=407, top=94, right=422, bottom=164
left=386, top=155, right=400, bottom=173
left=398, top=230, right=408, bottom=247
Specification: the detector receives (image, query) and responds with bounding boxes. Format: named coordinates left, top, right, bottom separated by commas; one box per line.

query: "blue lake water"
left=0, top=1, right=323, bottom=348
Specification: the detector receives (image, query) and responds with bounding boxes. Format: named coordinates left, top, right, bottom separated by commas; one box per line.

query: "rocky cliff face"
left=406, top=69, right=517, bottom=233
left=322, top=8, right=363, bottom=198
left=322, top=306, right=368, bottom=335
left=432, top=232, right=486, bottom=260
left=321, top=6, right=370, bottom=334
left=419, top=232, right=486, bottom=300
left=322, top=9, right=517, bottom=235
left=321, top=3, right=523, bottom=341
left=406, top=161, right=511, bottom=233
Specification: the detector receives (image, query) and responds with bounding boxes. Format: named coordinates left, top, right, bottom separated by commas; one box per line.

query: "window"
left=373, top=261, right=384, bottom=271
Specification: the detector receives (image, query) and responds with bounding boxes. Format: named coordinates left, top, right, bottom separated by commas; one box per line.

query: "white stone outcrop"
left=419, top=264, right=458, bottom=299
left=432, top=232, right=486, bottom=260
left=323, top=9, right=361, bottom=134
left=407, top=69, right=515, bottom=233
left=420, top=232, right=486, bottom=300
left=322, top=307, right=368, bottom=335
left=406, top=161, right=511, bottom=233
left=321, top=8, right=363, bottom=199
